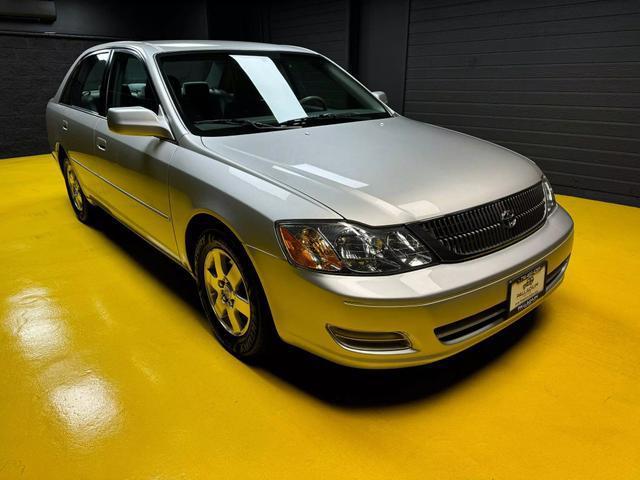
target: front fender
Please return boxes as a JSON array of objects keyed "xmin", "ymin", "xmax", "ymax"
[{"xmin": 168, "ymin": 135, "xmax": 341, "ymax": 267}]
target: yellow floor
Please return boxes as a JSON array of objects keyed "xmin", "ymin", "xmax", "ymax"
[{"xmin": 1, "ymin": 154, "xmax": 639, "ymax": 479}]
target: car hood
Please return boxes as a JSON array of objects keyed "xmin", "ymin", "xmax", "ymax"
[{"xmin": 200, "ymin": 116, "xmax": 542, "ymax": 226}]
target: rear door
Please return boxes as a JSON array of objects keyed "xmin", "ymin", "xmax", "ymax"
[
  {"xmin": 93, "ymin": 50, "xmax": 178, "ymax": 256},
  {"xmin": 57, "ymin": 50, "xmax": 111, "ymax": 198}
]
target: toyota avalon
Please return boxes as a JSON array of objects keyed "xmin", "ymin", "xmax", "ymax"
[{"xmin": 46, "ymin": 41, "xmax": 573, "ymax": 368}]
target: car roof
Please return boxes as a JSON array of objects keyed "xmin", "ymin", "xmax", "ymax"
[{"xmin": 86, "ymin": 40, "xmax": 316, "ymax": 56}]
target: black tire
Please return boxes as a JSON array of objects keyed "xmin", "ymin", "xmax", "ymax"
[
  {"xmin": 62, "ymin": 157, "xmax": 95, "ymax": 224},
  {"xmin": 194, "ymin": 229, "xmax": 276, "ymax": 362}
]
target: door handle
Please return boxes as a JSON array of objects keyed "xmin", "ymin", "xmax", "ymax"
[
  {"xmin": 96, "ymin": 137, "xmax": 107, "ymax": 152},
  {"xmin": 62, "ymin": 120, "xmax": 69, "ymax": 131}
]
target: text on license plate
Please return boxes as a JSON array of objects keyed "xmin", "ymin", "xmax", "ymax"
[{"xmin": 508, "ymin": 263, "xmax": 546, "ymax": 315}]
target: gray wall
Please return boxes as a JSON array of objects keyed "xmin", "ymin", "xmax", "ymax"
[
  {"xmin": 266, "ymin": 0, "xmax": 351, "ymax": 69},
  {"xmin": 0, "ymin": 0, "xmax": 208, "ymax": 158},
  {"xmin": 404, "ymin": 0, "xmax": 640, "ymax": 206}
]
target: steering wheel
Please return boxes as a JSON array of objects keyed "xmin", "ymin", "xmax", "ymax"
[{"xmin": 299, "ymin": 95, "xmax": 327, "ymax": 111}]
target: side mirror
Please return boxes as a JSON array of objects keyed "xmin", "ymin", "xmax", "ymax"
[
  {"xmin": 372, "ymin": 91, "xmax": 388, "ymax": 105},
  {"xmin": 107, "ymin": 106, "xmax": 174, "ymax": 140}
]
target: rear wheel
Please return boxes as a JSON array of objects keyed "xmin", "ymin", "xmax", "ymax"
[
  {"xmin": 194, "ymin": 229, "xmax": 275, "ymax": 361},
  {"xmin": 62, "ymin": 157, "xmax": 95, "ymax": 224}
]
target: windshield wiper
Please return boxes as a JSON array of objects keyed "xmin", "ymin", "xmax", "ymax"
[
  {"xmin": 279, "ymin": 112, "xmax": 378, "ymax": 127},
  {"xmin": 193, "ymin": 119, "xmax": 300, "ymax": 130}
]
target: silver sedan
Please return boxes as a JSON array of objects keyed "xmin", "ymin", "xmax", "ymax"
[{"xmin": 46, "ymin": 40, "xmax": 573, "ymax": 368}]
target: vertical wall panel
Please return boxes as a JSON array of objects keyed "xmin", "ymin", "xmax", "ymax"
[
  {"xmin": 267, "ymin": 0, "xmax": 349, "ymax": 68},
  {"xmin": 404, "ymin": 0, "xmax": 640, "ymax": 206},
  {"xmin": 357, "ymin": 0, "xmax": 410, "ymax": 112}
]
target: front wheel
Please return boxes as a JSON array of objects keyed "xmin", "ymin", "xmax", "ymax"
[
  {"xmin": 62, "ymin": 157, "xmax": 95, "ymax": 224},
  {"xmin": 194, "ymin": 230, "xmax": 275, "ymax": 362}
]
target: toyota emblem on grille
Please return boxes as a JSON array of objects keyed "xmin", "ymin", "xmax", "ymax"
[{"xmin": 500, "ymin": 209, "xmax": 517, "ymax": 229}]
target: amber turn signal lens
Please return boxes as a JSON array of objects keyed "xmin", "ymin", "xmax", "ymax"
[{"xmin": 278, "ymin": 225, "xmax": 344, "ymax": 272}]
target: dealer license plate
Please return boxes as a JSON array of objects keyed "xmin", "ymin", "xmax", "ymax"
[{"xmin": 508, "ymin": 263, "xmax": 546, "ymax": 315}]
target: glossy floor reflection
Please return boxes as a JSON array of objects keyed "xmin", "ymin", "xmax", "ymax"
[{"xmin": 1, "ymin": 154, "xmax": 639, "ymax": 479}]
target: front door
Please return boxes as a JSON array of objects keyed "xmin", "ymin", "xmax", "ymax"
[{"xmin": 93, "ymin": 51, "xmax": 178, "ymax": 256}]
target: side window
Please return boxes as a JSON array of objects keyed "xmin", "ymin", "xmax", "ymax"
[
  {"xmin": 61, "ymin": 52, "xmax": 109, "ymax": 115},
  {"xmin": 107, "ymin": 52, "xmax": 159, "ymax": 114}
]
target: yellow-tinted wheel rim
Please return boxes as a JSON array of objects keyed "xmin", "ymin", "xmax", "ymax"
[
  {"xmin": 203, "ymin": 248, "xmax": 251, "ymax": 336},
  {"xmin": 65, "ymin": 163, "xmax": 84, "ymax": 212}
]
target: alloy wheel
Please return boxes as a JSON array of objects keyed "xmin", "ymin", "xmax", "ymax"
[
  {"xmin": 65, "ymin": 163, "xmax": 84, "ymax": 212},
  {"xmin": 203, "ymin": 248, "xmax": 252, "ymax": 336}
]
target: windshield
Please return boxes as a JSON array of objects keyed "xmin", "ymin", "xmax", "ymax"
[{"xmin": 157, "ymin": 51, "xmax": 391, "ymax": 136}]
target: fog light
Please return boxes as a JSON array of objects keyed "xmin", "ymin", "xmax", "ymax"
[{"xmin": 326, "ymin": 325, "xmax": 414, "ymax": 354}]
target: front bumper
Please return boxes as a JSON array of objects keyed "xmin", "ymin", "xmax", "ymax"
[{"xmin": 249, "ymin": 205, "xmax": 574, "ymax": 369}]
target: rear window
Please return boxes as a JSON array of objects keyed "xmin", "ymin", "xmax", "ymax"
[{"xmin": 61, "ymin": 51, "xmax": 110, "ymax": 115}]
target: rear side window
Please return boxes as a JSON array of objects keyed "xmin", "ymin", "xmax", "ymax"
[
  {"xmin": 61, "ymin": 51, "xmax": 110, "ymax": 115},
  {"xmin": 106, "ymin": 52, "xmax": 159, "ymax": 114}
]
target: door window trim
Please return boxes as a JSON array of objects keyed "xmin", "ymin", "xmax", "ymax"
[
  {"xmin": 59, "ymin": 49, "xmax": 113, "ymax": 118},
  {"xmin": 59, "ymin": 47, "xmax": 167, "ymax": 120},
  {"xmin": 106, "ymin": 48, "xmax": 161, "ymax": 114}
]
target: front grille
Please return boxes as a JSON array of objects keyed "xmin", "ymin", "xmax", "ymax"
[{"xmin": 410, "ymin": 182, "xmax": 546, "ymax": 261}]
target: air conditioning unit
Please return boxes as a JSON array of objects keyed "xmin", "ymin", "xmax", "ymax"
[{"xmin": 0, "ymin": 0, "xmax": 56, "ymax": 23}]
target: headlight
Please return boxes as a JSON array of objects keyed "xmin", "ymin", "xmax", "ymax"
[
  {"xmin": 542, "ymin": 175, "xmax": 557, "ymax": 214},
  {"xmin": 277, "ymin": 222, "xmax": 438, "ymax": 274}
]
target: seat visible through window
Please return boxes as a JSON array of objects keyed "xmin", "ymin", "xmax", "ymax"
[
  {"xmin": 61, "ymin": 51, "xmax": 110, "ymax": 114},
  {"xmin": 160, "ymin": 55, "xmax": 272, "ymax": 123},
  {"xmin": 107, "ymin": 52, "xmax": 159, "ymax": 114}
]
